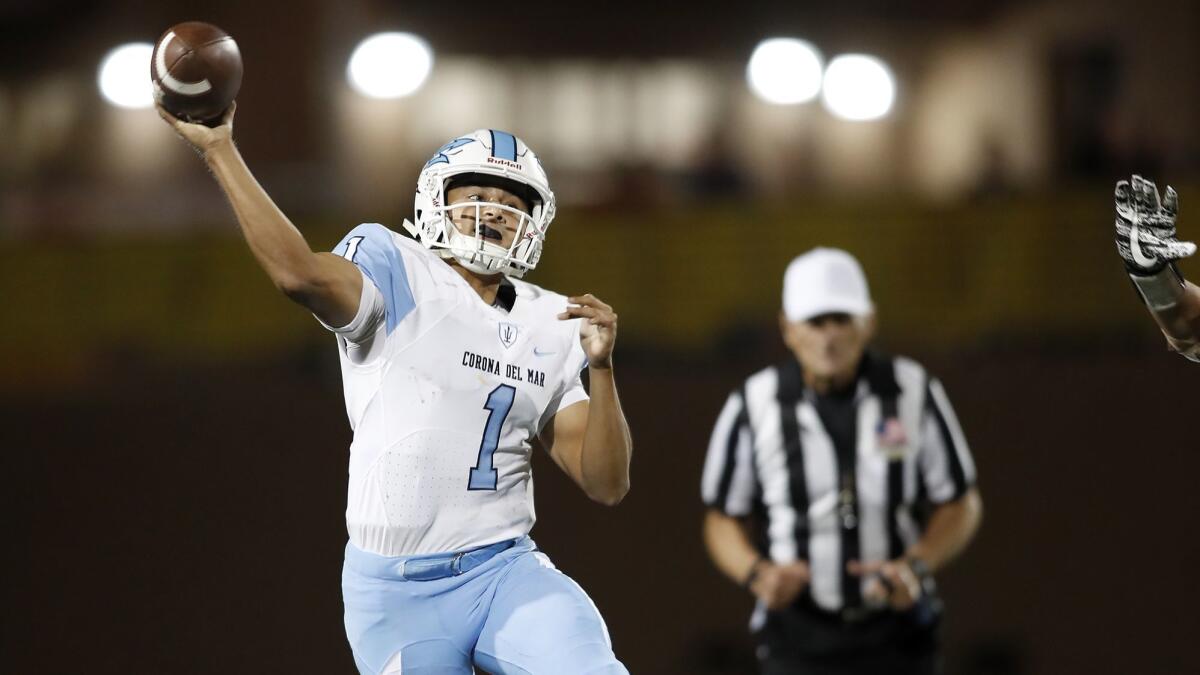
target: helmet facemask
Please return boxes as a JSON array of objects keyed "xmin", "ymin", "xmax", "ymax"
[{"xmin": 437, "ymin": 199, "xmax": 546, "ymax": 277}]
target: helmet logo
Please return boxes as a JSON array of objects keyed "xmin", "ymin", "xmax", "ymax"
[{"xmin": 425, "ymin": 137, "xmax": 476, "ymax": 169}]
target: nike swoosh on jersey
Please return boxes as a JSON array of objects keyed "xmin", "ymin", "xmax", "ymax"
[
  {"xmin": 1130, "ymin": 220, "xmax": 1160, "ymax": 269},
  {"xmin": 533, "ymin": 347, "xmax": 556, "ymax": 356}
]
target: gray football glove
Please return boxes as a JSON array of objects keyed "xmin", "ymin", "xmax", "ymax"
[{"xmin": 1115, "ymin": 175, "xmax": 1195, "ymax": 275}]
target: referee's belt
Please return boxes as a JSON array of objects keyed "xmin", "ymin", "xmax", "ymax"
[
  {"xmin": 796, "ymin": 597, "xmax": 889, "ymax": 625},
  {"xmin": 793, "ymin": 595, "xmax": 941, "ymax": 626},
  {"xmin": 398, "ymin": 539, "xmax": 518, "ymax": 581}
]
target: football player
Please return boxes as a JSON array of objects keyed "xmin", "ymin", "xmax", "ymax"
[
  {"xmin": 1115, "ymin": 175, "xmax": 1200, "ymax": 361},
  {"xmin": 158, "ymin": 104, "xmax": 632, "ymax": 674}
]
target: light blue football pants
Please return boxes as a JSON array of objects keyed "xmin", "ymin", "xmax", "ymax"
[{"xmin": 342, "ymin": 537, "xmax": 628, "ymax": 674}]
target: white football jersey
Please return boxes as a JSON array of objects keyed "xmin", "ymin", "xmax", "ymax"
[{"xmin": 322, "ymin": 223, "xmax": 590, "ymax": 556}]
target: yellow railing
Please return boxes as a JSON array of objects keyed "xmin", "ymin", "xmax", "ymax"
[{"xmin": 0, "ymin": 189, "xmax": 1179, "ymax": 384}]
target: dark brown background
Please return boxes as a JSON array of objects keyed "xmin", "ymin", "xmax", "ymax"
[
  {"xmin": 4, "ymin": 1, "xmax": 1200, "ymax": 673},
  {"xmin": 7, "ymin": 344, "xmax": 1200, "ymax": 674}
]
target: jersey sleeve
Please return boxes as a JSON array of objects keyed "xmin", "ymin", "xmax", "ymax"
[
  {"xmin": 701, "ymin": 388, "xmax": 757, "ymax": 516},
  {"xmin": 329, "ymin": 223, "xmax": 417, "ymax": 335},
  {"xmin": 917, "ymin": 377, "xmax": 978, "ymax": 504},
  {"xmin": 315, "ymin": 268, "xmax": 386, "ymax": 361}
]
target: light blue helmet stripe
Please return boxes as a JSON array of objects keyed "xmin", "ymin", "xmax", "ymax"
[{"xmin": 490, "ymin": 130, "xmax": 517, "ymax": 162}]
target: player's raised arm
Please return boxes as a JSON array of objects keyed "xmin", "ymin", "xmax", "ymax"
[
  {"xmin": 158, "ymin": 104, "xmax": 363, "ymax": 328},
  {"xmin": 1115, "ymin": 175, "xmax": 1200, "ymax": 361}
]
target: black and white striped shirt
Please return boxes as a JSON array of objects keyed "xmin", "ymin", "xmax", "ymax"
[{"xmin": 701, "ymin": 352, "xmax": 976, "ymax": 614}]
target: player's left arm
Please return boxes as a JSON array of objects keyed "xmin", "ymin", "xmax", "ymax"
[
  {"xmin": 1114, "ymin": 176, "xmax": 1200, "ymax": 360},
  {"xmin": 540, "ymin": 294, "xmax": 632, "ymax": 506},
  {"xmin": 1146, "ymin": 281, "xmax": 1200, "ymax": 359}
]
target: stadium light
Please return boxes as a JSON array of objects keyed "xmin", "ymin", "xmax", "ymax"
[
  {"xmin": 99, "ymin": 43, "xmax": 155, "ymax": 109},
  {"xmin": 746, "ymin": 38, "xmax": 823, "ymax": 105},
  {"xmin": 821, "ymin": 54, "xmax": 895, "ymax": 121},
  {"xmin": 348, "ymin": 32, "xmax": 433, "ymax": 99}
]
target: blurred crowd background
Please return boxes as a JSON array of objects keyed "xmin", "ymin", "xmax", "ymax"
[{"xmin": 4, "ymin": 0, "xmax": 1199, "ymax": 673}]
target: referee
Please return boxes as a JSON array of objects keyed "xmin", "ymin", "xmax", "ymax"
[{"xmin": 701, "ymin": 248, "xmax": 982, "ymax": 675}]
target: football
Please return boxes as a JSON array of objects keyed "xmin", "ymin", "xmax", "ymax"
[{"xmin": 151, "ymin": 21, "xmax": 242, "ymax": 125}]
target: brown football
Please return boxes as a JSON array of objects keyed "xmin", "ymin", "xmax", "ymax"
[{"xmin": 151, "ymin": 21, "xmax": 242, "ymax": 125}]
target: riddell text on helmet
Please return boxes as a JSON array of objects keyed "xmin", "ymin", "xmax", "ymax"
[{"xmin": 486, "ymin": 157, "xmax": 523, "ymax": 171}]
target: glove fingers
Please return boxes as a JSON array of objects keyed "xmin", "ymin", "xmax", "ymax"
[
  {"xmin": 1160, "ymin": 240, "xmax": 1196, "ymax": 261},
  {"xmin": 1164, "ymin": 186, "xmax": 1179, "ymax": 218},
  {"xmin": 1115, "ymin": 180, "xmax": 1131, "ymax": 204},
  {"xmin": 1115, "ymin": 180, "xmax": 1135, "ymax": 222},
  {"xmin": 1142, "ymin": 177, "xmax": 1162, "ymax": 212}
]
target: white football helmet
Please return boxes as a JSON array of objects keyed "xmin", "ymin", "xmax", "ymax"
[{"xmin": 404, "ymin": 129, "xmax": 556, "ymax": 278}]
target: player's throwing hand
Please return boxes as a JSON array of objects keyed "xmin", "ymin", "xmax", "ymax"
[
  {"xmin": 559, "ymin": 294, "xmax": 618, "ymax": 369},
  {"xmin": 157, "ymin": 102, "xmax": 236, "ymax": 156},
  {"xmin": 1115, "ymin": 174, "xmax": 1195, "ymax": 275}
]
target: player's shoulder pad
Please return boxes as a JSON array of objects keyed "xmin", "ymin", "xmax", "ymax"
[
  {"xmin": 508, "ymin": 277, "xmax": 559, "ymax": 304},
  {"xmin": 509, "ymin": 279, "xmax": 575, "ymax": 326},
  {"xmin": 510, "ymin": 279, "xmax": 589, "ymax": 372},
  {"xmin": 332, "ymin": 223, "xmax": 416, "ymax": 333},
  {"xmin": 333, "ymin": 222, "xmax": 396, "ymax": 259}
]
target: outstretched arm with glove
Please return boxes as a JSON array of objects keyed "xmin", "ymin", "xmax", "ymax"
[{"xmin": 1115, "ymin": 175, "xmax": 1200, "ymax": 361}]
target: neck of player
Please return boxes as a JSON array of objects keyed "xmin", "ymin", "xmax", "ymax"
[{"xmin": 448, "ymin": 260, "xmax": 505, "ymax": 306}]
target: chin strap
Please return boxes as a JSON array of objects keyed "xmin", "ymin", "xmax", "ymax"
[
  {"xmin": 401, "ymin": 218, "xmax": 420, "ymax": 238},
  {"xmin": 406, "ymin": 217, "xmax": 533, "ymax": 278}
]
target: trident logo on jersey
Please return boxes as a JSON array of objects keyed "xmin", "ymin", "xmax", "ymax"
[{"xmin": 498, "ymin": 322, "xmax": 519, "ymax": 349}]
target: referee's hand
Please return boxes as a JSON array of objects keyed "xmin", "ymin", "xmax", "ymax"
[
  {"xmin": 848, "ymin": 559, "xmax": 921, "ymax": 611},
  {"xmin": 750, "ymin": 561, "xmax": 810, "ymax": 611}
]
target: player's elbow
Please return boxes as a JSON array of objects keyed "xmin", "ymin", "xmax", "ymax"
[
  {"xmin": 589, "ymin": 479, "xmax": 630, "ymax": 507},
  {"xmin": 276, "ymin": 276, "xmax": 322, "ymax": 309},
  {"xmin": 274, "ymin": 263, "xmax": 331, "ymax": 307}
]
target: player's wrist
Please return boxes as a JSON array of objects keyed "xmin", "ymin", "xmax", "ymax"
[
  {"xmin": 1129, "ymin": 262, "xmax": 1187, "ymax": 311},
  {"xmin": 200, "ymin": 135, "xmax": 236, "ymax": 161},
  {"xmin": 1125, "ymin": 257, "xmax": 1166, "ymax": 276}
]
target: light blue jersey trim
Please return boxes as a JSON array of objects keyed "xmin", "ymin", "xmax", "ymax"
[{"xmin": 333, "ymin": 223, "xmax": 416, "ymax": 334}]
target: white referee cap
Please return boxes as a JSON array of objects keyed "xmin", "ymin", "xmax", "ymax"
[{"xmin": 782, "ymin": 248, "xmax": 874, "ymax": 322}]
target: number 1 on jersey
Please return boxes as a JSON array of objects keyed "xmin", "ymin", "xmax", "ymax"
[
  {"xmin": 468, "ymin": 384, "xmax": 516, "ymax": 490},
  {"xmin": 341, "ymin": 235, "xmax": 364, "ymax": 262}
]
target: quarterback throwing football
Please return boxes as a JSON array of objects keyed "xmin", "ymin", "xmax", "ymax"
[{"xmin": 159, "ymin": 104, "xmax": 632, "ymax": 674}]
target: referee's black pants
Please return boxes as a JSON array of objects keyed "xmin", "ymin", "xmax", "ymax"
[
  {"xmin": 761, "ymin": 646, "xmax": 938, "ymax": 675},
  {"xmin": 757, "ymin": 599, "xmax": 941, "ymax": 675}
]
